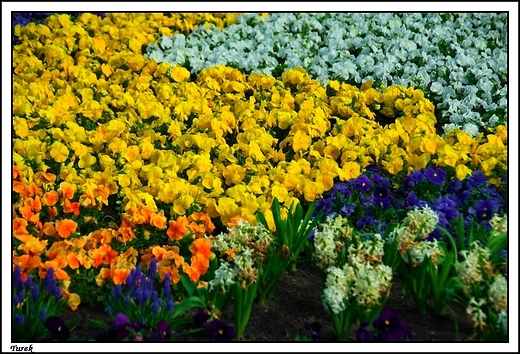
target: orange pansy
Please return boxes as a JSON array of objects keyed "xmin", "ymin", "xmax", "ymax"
[
  {"xmin": 63, "ymin": 198, "xmax": 81, "ymax": 216},
  {"xmin": 35, "ymin": 171, "xmax": 56, "ymax": 185},
  {"xmin": 39, "ymin": 260, "xmax": 70, "ymax": 281},
  {"xmin": 13, "ymin": 181, "xmax": 25, "ymax": 194},
  {"xmin": 41, "ymin": 222, "xmax": 56, "ymax": 236},
  {"xmin": 55, "ymin": 219, "xmax": 78, "ymax": 238},
  {"xmin": 43, "ymin": 191, "xmax": 59, "ymax": 206},
  {"xmin": 150, "ymin": 210, "xmax": 167, "ymax": 229},
  {"xmin": 95, "ymin": 267, "xmax": 111, "ymax": 286},
  {"xmin": 158, "ymin": 266, "xmax": 180, "ymax": 284},
  {"xmin": 19, "ymin": 205, "xmax": 34, "ymax": 221},
  {"xmin": 112, "ymin": 268, "xmax": 131, "ymax": 285},
  {"xmin": 48, "ymin": 207, "xmax": 58, "ymax": 218},
  {"xmin": 59, "ymin": 181, "xmax": 76, "ymax": 199},
  {"xmin": 189, "ymin": 212, "xmax": 216, "ymax": 234},
  {"xmin": 190, "ymin": 238, "xmax": 212, "ymax": 259},
  {"xmin": 182, "ymin": 263, "xmax": 201, "ymax": 283},
  {"xmin": 13, "ymin": 218, "xmax": 28, "ymax": 236},
  {"xmin": 187, "ymin": 222, "xmax": 206, "ymax": 238},
  {"xmin": 167, "ymin": 216, "xmax": 189, "ymax": 241},
  {"xmin": 114, "ymin": 219, "xmax": 136, "ymax": 243},
  {"xmin": 14, "ymin": 254, "xmax": 41, "ymax": 274},
  {"xmin": 190, "ymin": 253, "xmax": 210, "ymax": 275},
  {"xmin": 26, "ymin": 183, "xmax": 43, "ymax": 197},
  {"xmin": 66, "ymin": 252, "xmax": 81, "ymax": 269}
]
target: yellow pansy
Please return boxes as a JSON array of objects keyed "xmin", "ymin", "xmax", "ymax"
[
  {"xmin": 303, "ymin": 181, "xmax": 323, "ymax": 202},
  {"xmin": 13, "ymin": 117, "xmax": 29, "ymax": 138},
  {"xmin": 173, "ymin": 194, "xmax": 195, "ymax": 215},
  {"xmin": 49, "ymin": 141, "xmax": 69, "ymax": 163},
  {"xmin": 292, "ymin": 130, "xmax": 312, "ymax": 152},
  {"xmin": 222, "ymin": 164, "xmax": 246, "ymax": 186},
  {"xmin": 341, "ymin": 161, "xmax": 361, "ymax": 181},
  {"xmin": 420, "ymin": 137, "xmax": 437, "ymax": 154},
  {"xmin": 78, "ymin": 152, "xmax": 97, "ymax": 169},
  {"xmin": 455, "ymin": 164, "xmax": 472, "ymax": 180},
  {"xmin": 170, "ymin": 66, "xmax": 190, "ymax": 82},
  {"xmin": 108, "ymin": 137, "xmax": 128, "ymax": 155}
]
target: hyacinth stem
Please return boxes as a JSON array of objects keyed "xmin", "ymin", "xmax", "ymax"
[
  {"xmin": 234, "ymin": 282, "xmax": 259, "ymax": 340},
  {"xmin": 331, "ymin": 308, "xmax": 355, "ymax": 341}
]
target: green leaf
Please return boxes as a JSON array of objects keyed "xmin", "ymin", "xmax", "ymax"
[
  {"xmin": 181, "ymin": 273, "xmax": 196, "ymax": 297},
  {"xmin": 255, "ymin": 211, "xmax": 268, "ymax": 229},
  {"xmin": 88, "ymin": 319, "xmax": 110, "ymax": 330},
  {"xmin": 173, "ymin": 296, "xmax": 206, "ymax": 318}
]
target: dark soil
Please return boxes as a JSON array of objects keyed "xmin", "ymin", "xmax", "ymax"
[{"xmin": 61, "ymin": 260, "xmax": 475, "ymax": 342}]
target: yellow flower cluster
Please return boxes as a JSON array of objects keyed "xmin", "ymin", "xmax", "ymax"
[{"xmin": 12, "ymin": 13, "xmax": 507, "ymax": 305}]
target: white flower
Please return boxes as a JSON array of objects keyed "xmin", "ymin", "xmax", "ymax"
[
  {"xmin": 462, "ymin": 122, "xmax": 480, "ymax": 137},
  {"xmin": 488, "ymin": 275, "xmax": 507, "ymax": 312},
  {"xmin": 209, "ymin": 262, "xmax": 237, "ymax": 292},
  {"xmin": 159, "ymin": 35, "xmax": 174, "ymax": 50},
  {"xmin": 457, "ymin": 244, "xmax": 490, "ymax": 286},
  {"xmin": 467, "ymin": 297, "xmax": 488, "ymax": 332}
]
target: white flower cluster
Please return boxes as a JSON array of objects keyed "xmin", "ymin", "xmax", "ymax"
[
  {"xmin": 489, "ymin": 214, "xmax": 508, "ymax": 237},
  {"xmin": 316, "ymin": 219, "xmax": 392, "ymax": 315},
  {"xmin": 467, "ymin": 297, "xmax": 488, "ymax": 332},
  {"xmin": 212, "ymin": 219, "xmax": 272, "ymax": 255},
  {"xmin": 313, "ymin": 215, "xmax": 353, "ymax": 270},
  {"xmin": 457, "ymin": 243, "xmax": 491, "ymax": 289},
  {"xmin": 487, "ymin": 275, "xmax": 507, "ymax": 312},
  {"xmin": 389, "ymin": 205, "xmax": 442, "ymax": 266},
  {"xmin": 209, "ymin": 261, "xmax": 237, "ymax": 293},
  {"xmin": 322, "ymin": 261, "xmax": 392, "ymax": 315},
  {"xmin": 210, "ymin": 220, "xmax": 271, "ymax": 289},
  {"xmin": 145, "ymin": 13, "xmax": 507, "ymax": 135},
  {"xmin": 347, "ymin": 233, "xmax": 385, "ymax": 266}
]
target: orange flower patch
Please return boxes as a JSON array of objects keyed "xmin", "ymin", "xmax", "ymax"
[
  {"xmin": 41, "ymin": 222, "xmax": 56, "ymax": 237},
  {"xmin": 42, "ymin": 191, "xmax": 59, "ymax": 206},
  {"xmin": 112, "ymin": 268, "xmax": 131, "ymax": 285},
  {"xmin": 55, "ymin": 219, "xmax": 78, "ymax": 238},
  {"xmin": 150, "ymin": 210, "xmax": 167, "ymax": 229},
  {"xmin": 86, "ymin": 228, "xmax": 114, "ymax": 249},
  {"xmin": 25, "ymin": 196, "xmax": 42, "ymax": 212},
  {"xmin": 189, "ymin": 238, "xmax": 212, "ymax": 259},
  {"xmin": 34, "ymin": 171, "xmax": 56, "ymax": 186},
  {"xmin": 48, "ymin": 206, "xmax": 58, "ymax": 218},
  {"xmin": 13, "ymin": 165, "xmax": 22, "ymax": 180},
  {"xmin": 190, "ymin": 252, "xmax": 210, "ymax": 276},
  {"xmin": 18, "ymin": 205, "xmax": 34, "ymax": 221},
  {"xmin": 182, "ymin": 263, "xmax": 201, "ymax": 283},
  {"xmin": 25, "ymin": 183, "xmax": 43, "ymax": 197},
  {"xmin": 13, "ymin": 254, "xmax": 41, "ymax": 274},
  {"xmin": 89, "ymin": 244, "xmax": 118, "ymax": 268},
  {"xmin": 63, "ymin": 198, "xmax": 81, "ymax": 216},
  {"xmin": 59, "ymin": 181, "xmax": 76, "ymax": 199},
  {"xmin": 13, "ymin": 181, "xmax": 25, "ymax": 194},
  {"xmin": 188, "ymin": 212, "xmax": 215, "ymax": 235},
  {"xmin": 46, "ymin": 241, "xmax": 67, "ymax": 260},
  {"xmin": 187, "ymin": 222, "xmax": 206, "ymax": 238},
  {"xmin": 114, "ymin": 218, "xmax": 136, "ymax": 243},
  {"xmin": 167, "ymin": 216, "xmax": 189, "ymax": 241},
  {"xmin": 158, "ymin": 266, "xmax": 180, "ymax": 284},
  {"xmin": 95, "ymin": 267, "xmax": 111, "ymax": 286},
  {"xmin": 17, "ymin": 236, "xmax": 48, "ymax": 256},
  {"xmin": 39, "ymin": 260, "xmax": 70, "ymax": 281},
  {"xmin": 227, "ymin": 215, "xmax": 250, "ymax": 228},
  {"xmin": 28, "ymin": 213, "xmax": 42, "ymax": 229},
  {"xmin": 13, "ymin": 217, "xmax": 29, "ymax": 237}
]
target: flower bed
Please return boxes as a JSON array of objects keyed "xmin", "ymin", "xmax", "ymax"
[{"xmin": 10, "ymin": 11, "xmax": 509, "ymax": 346}]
